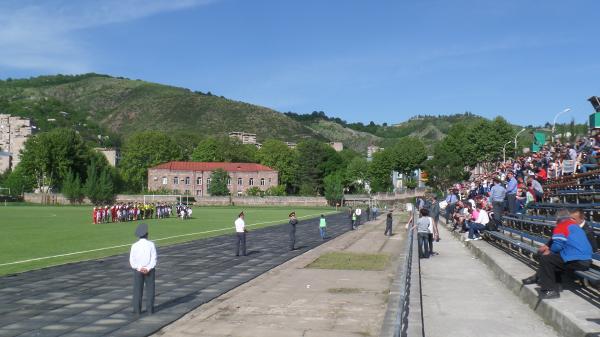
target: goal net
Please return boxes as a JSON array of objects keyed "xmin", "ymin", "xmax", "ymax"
[
  {"xmin": 0, "ymin": 187, "xmax": 9, "ymax": 196},
  {"xmin": 143, "ymin": 194, "xmax": 184, "ymax": 204}
]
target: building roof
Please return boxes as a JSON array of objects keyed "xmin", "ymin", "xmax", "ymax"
[{"xmin": 150, "ymin": 161, "xmax": 275, "ymax": 172}]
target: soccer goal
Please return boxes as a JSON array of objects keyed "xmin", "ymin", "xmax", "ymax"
[
  {"xmin": 0, "ymin": 187, "xmax": 9, "ymax": 196},
  {"xmin": 143, "ymin": 194, "xmax": 183, "ymax": 204}
]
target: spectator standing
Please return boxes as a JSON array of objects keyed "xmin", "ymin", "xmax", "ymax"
[
  {"xmin": 506, "ymin": 172, "xmax": 518, "ymax": 215},
  {"xmin": 529, "ymin": 177, "xmax": 544, "ymax": 201},
  {"xmin": 430, "ymin": 196, "xmax": 440, "ymax": 229},
  {"xmin": 415, "ymin": 208, "xmax": 432, "ymax": 258},
  {"xmin": 129, "ymin": 223, "xmax": 157, "ymax": 315},
  {"xmin": 490, "ymin": 178, "xmax": 506, "ymax": 230}
]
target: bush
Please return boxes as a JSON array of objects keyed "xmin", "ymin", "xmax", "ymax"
[
  {"xmin": 246, "ymin": 186, "xmax": 263, "ymax": 197},
  {"xmin": 264, "ymin": 185, "xmax": 286, "ymax": 196}
]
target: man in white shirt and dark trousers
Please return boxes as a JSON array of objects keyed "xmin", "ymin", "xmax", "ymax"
[
  {"xmin": 129, "ymin": 223, "xmax": 157, "ymax": 316},
  {"xmin": 235, "ymin": 212, "xmax": 247, "ymax": 256}
]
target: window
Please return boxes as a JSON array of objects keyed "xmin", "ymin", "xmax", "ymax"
[
  {"xmin": 238, "ymin": 177, "xmax": 243, "ymax": 185},
  {"xmin": 196, "ymin": 177, "xmax": 202, "ymax": 185},
  {"xmin": 173, "ymin": 189, "xmax": 180, "ymax": 194},
  {"xmin": 268, "ymin": 178, "xmax": 272, "ymax": 184},
  {"xmin": 196, "ymin": 190, "xmax": 202, "ymax": 196},
  {"xmin": 237, "ymin": 191, "xmax": 243, "ymax": 196},
  {"xmin": 227, "ymin": 178, "xmax": 231, "ymax": 185},
  {"xmin": 173, "ymin": 176, "xmax": 179, "ymax": 185},
  {"xmin": 260, "ymin": 178, "xmax": 265, "ymax": 186},
  {"xmin": 207, "ymin": 178, "xmax": 211, "ymax": 187},
  {"xmin": 184, "ymin": 189, "xmax": 190, "ymax": 195},
  {"xmin": 153, "ymin": 176, "xmax": 158, "ymax": 181},
  {"xmin": 185, "ymin": 177, "xmax": 190, "ymax": 185},
  {"xmin": 249, "ymin": 178, "xmax": 254, "ymax": 186},
  {"xmin": 162, "ymin": 177, "xmax": 167, "ymax": 185}
]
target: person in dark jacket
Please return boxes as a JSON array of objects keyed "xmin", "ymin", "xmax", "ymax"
[
  {"xmin": 289, "ymin": 212, "xmax": 298, "ymax": 250},
  {"xmin": 384, "ymin": 212, "xmax": 393, "ymax": 236}
]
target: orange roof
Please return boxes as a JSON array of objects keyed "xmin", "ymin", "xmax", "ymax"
[{"xmin": 150, "ymin": 161, "xmax": 275, "ymax": 172}]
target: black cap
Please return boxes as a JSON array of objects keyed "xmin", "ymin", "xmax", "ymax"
[{"xmin": 135, "ymin": 223, "xmax": 148, "ymax": 238}]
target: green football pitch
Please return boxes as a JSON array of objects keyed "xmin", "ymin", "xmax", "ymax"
[{"xmin": 0, "ymin": 205, "xmax": 336, "ymax": 276}]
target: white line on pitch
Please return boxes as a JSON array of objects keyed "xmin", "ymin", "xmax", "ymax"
[{"xmin": 0, "ymin": 211, "xmax": 338, "ymax": 267}]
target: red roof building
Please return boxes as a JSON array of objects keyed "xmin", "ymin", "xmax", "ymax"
[{"xmin": 147, "ymin": 161, "xmax": 278, "ymax": 197}]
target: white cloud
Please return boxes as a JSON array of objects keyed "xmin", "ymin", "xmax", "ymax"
[{"xmin": 0, "ymin": 0, "xmax": 215, "ymax": 73}]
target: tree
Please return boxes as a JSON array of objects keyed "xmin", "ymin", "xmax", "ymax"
[
  {"xmin": 62, "ymin": 170, "xmax": 84, "ymax": 204},
  {"xmin": 3, "ymin": 166, "xmax": 35, "ymax": 196},
  {"xmin": 390, "ymin": 137, "xmax": 427, "ymax": 175},
  {"xmin": 256, "ymin": 139, "xmax": 299, "ymax": 193},
  {"xmin": 97, "ymin": 169, "xmax": 115, "ymax": 204},
  {"xmin": 345, "ymin": 157, "xmax": 369, "ymax": 193},
  {"xmin": 208, "ymin": 168, "xmax": 230, "ymax": 196},
  {"xmin": 323, "ymin": 173, "xmax": 344, "ymax": 205},
  {"xmin": 119, "ymin": 131, "xmax": 182, "ymax": 192},
  {"xmin": 296, "ymin": 140, "xmax": 340, "ymax": 195},
  {"xmin": 84, "ymin": 159, "xmax": 100, "ymax": 204},
  {"xmin": 18, "ymin": 128, "xmax": 90, "ymax": 191},
  {"xmin": 191, "ymin": 136, "xmax": 258, "ymax": 163},
  {"xmin": 368, "ymin": 150, "xmax": 395, "ymax": 192}
]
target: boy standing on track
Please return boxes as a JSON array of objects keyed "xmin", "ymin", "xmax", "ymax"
[
  {"xmin": 289, "ymin": 212, "xmax": 298, "ymax": 250},
  {"xmin": 319, "ymin": 214, "xmax": 327, "ymax": 240}
]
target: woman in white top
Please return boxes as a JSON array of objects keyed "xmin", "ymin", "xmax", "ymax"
[{"xmin": 466, "ymin": 204, "xmax": 489, "ymax": 241}]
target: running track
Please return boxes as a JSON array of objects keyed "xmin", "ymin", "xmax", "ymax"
[{"xmin": 0, "ymin": 212, "xmax": 357, "ymax": 337}]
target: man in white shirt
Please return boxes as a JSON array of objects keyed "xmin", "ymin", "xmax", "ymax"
[
  {"xmin": 235, "ymin": 212, "xmax": 247, "ymax": 256},
  {"xmin": 465, "ymin": 205, "xmax": 490, "ymax": 241},
  {"xmin": 129, "ymin": 223, "xmax": 157, "ymax": 315}
]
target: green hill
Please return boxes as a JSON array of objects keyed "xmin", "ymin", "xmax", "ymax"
[
  {"xmin": 0, "ymin": 74, "xmax": 493, "ymax": 152},
  {"xmin": 0, "ymin": 74, "xmax": 324, "ymax": 146}
]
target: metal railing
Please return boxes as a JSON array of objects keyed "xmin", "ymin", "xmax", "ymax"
[{"xmin": 381, "ymin": 204, "xmax": 424, "ymax": 337}]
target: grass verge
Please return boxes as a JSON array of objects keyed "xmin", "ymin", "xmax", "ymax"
[{"xmin": 306, "ymin": 252, "xmax": 389, "ymax": 271}]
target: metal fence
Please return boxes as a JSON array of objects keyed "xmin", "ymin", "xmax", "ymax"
[{"xmin": 381, "ymin": 204, "xmax": 424, "ymax": 337}]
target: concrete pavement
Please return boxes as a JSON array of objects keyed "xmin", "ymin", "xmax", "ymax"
[
  {"xmin": 420, "ymin": 224, "xmax": 560, "ymax": 337},
  {"xmin": 155, "ymin": 212, "xmax": 408, "ymax": 337}
]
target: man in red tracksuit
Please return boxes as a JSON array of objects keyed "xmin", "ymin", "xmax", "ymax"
[{"xmin": 522, "ymin": 212, "xmax": 593, "ymax": 299}]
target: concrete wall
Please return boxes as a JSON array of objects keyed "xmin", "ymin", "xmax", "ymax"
[{"xmin": 23, "ymin": 193, "xmax": 328, "ymax": 207}]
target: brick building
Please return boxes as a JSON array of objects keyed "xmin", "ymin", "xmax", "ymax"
[{"xmin": 147, "ymin": 162, "xmax": 278, "ymax": 196}]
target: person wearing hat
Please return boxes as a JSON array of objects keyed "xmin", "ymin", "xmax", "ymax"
[
  {"xmin": 235, "ymin": 212, "xmax": 247, "ymax": 256},
  {"xmin": 129, "ymin": 223, "xmax": 157, "ymax": 315},
  {"xmin": 289, "ymin": 211, "xmax": 298, "ymax": 250}
]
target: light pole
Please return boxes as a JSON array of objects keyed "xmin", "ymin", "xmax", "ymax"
[
  {"xmin": 503, "ymin": 140, "xmax": 512, "ymax": 163},
  {"xmin": 514, "ymin": 128, "xmax": 526, "ymax": 156},
  {"xmin": 552, "ymin": 108, "xmax": 571, "ymax": 143}
]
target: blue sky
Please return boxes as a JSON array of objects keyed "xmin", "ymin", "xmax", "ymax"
[{"xmin": 0, "ymin": 0, "xmax": 598, "ymax": 126}]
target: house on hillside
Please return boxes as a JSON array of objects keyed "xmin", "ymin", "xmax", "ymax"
[{"xmin": 147, "ymin": 162, "xmax": 278, "ymax": 197}]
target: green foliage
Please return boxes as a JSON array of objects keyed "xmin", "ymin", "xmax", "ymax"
[
  {"xmin": 256, "ymin": 139, "xmax": 299, "ymax": 193},
  {"xmin": 345, "ymin": 157, "xmax": 369, "ymax": 192},
  {"xmin": 245, "ymin": 186, "xmax": 263, "ymax": 197},
  {"xmin": 208, "ymin": 168, "xmax": 230, "ymax": 196},
  {"xmin": 61, "ymin": 170, "xmax": 84, "ymax": 204},
  {"xmin": 323, "ymin": 173, "xmax": 344, "ymax": 205},
  {"xmin": 404, "ymin": 177, "xmax": 418, "ymax": 190},
  {"xmin": 368, "ymin": 150, "xmax": 395, "ymax": 192},
  {"xmin": 119, "ymin": 131, "xmax": 182, "ymax": 192},
  {"xmin": 264, "ymin": 185, "xmax": 286, "ymax": 196},
  {"xmin": 390, "ymin": 137, "xmax": 428, "ymax": 175},
  {"xmin": 191, "ymin": 136, "xmax": 257, "ymax": 163},
  {"xmin": 18, "ymin": 128, "xmax": 91, "ymax": 191},
  {"xmin": 3, "ymin": 166, "xmax": 35, "ymax": 195},
  {"xmin": 296, "ymin": 140, "xmax": 341, "ymax": 195},
  {"xmin": 298, "ymin": 183, "xmax": 316, "ymax": 196},
  {"xmin": 84, "ymin": 159, "xmax": 113, "ymax": 204},
  {"xmin": 0, "ymin": 74, "xmax": 321, "ymax": 145},
  {"xmin": 424, "ymin": 141, "xmax": 470, "ymax": 192}
]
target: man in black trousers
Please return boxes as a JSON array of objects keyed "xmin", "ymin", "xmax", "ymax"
[
  {"xmin": 129, "ymin": 223, "xmax": 157, "ymax": 315},
  {"xmin": 235, "ymin": 212, "xmax": 247, "ymax": 256},
  {"xmin": 289, "ymin": 211, "xmax": 298, "ymax": 250}
]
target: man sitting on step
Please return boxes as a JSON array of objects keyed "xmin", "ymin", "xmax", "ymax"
[{"xmin": 522, "ymin": 209, "xmax": 593, "ymax": 299}]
